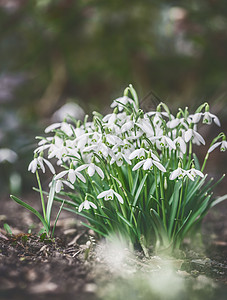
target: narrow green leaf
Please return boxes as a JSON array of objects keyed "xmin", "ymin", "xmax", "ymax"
[
  {"xmin": 10, "ymin": 195, "xmax": 49, "ymax": 233},
  {"xmin": 133, "ymin": 173, "xmax": 148, "ymax": 208},
  {"xmin": 168, "ymin": 181, "xmax": 181, "ymax": 236},
  {"xmin": 81, "ymin": 222, "xmax": 107, "ymax": 237},
  {"xmin": 51, "ymin": 200, "xmax": 65, "ymax": 238},
  {"xmin": 211, "ymin": 194, "xmax": 227, "ymax": 207}
]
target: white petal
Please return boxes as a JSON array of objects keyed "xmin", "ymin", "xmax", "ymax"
[
  {"xmin": 68, "ymin": 169, "xmax": 76, "ymax": 184},
  {"xmin": 55, "ymin": 180, "xmax": 63, "ymax": 193},
  {"xmin": 45, "ymin": 123, "xmax": 61, "ymax": 133},
  {"xmin": 83, "ymin": 200, "xmax": 90, "ymax": 210},
  {"xmin": 38, "ymin": 157, "xmax": 45, "ymax": 173},
  {"xmin": 129, "ymin": 149, "xmax": 141, "ymax": 160},
  {"xmin": 191, "ymin": 113, "xmax": 202, "ymax": 123},
  {"xmin": 55, "ymin": 170, "xmax": 68, "ymax": 180},
  {"xmin": 132, "ymin": 160, "xmax": 145, "ymax": 171},
  {"xmin": 43, "ymin": 158, "xmax": 55, "ymax": 174},
  {"xmin": 78, "ymin": 202, "xmax": 84, "ymax": 212},
  {"xmin": 97, "ymin": 190, "xmax": 109, "ymax": 199},
  {"xmin": 208, "ymin": 142, "xmax": 221, "ymax": 153},
  {"xmin": 193, "ymin": 169, "xmax": 204, "ymax": 177},
  {"xmin": 95, "ymin": 166, "xmax": 105, "ymax": 179},
  {"xmin": 170, "ymin": 168, "xmax": 181, "ymax": 180},
  {"xmin": 185, "ymin": 129, "xmax": 192, "ymax": 142},
  {"xmin": 143, "ymin": 158, "xmax": 153, "ymax": 170},
  {"xmin": 28, "ymin": 159, "xmax": 38, "ymax": 173},
  {"xmin": 76, "ymin": 164, "xmax": 89, "ymax": 172},
  {"xmin": 87, "ymin": 164, "xmax": 95, "ymax": 177},
  {"xmin": 113, "ymin": 191, "xmax": 124, "ymax": 204},
  {"xmin": 165, "ymin": 137, "xmax": 176, "ymax": 150},
  {"xmin": 76, "ymin": 171, "xmax": 86, "ymax": 183},
  {"xmin": 89, "ymin": 201, "xmax": 97, "ymax": 209},
  {"xmin": 210, "ymin": 113, "xmax": 221, "ymax": 127},
  {"xmin": 150, "ymin": 152, "xmax": 160, "ymax": 161},
  {"xmin": 194, "ymin": 131, "xmax": 205, "ymax": 145},
  {"xmin": 153, "ymin": 161, "xmax": 166, "ymax": 172}
]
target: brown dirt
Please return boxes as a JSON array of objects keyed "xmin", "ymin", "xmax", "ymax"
[{"xmin": 0, "ymin": 193, "xmax": 227, "ymax": 300}]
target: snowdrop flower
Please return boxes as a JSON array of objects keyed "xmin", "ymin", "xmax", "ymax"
[
  {"xmin": 0, "ymin": 148, "xmax": 17, "ymax": 163},
  {"xmin": 110, "ymin": 96, "xmax": 134, "ymax": 112},
  {"xmin": 132, "ymin": 156, "xmax": 166, "ymax": 172},
  {"xmin": 76, "ymin": 162, "xmax": 104, "ymax": 179},
  {"xmin": 188, "ymin": 113, "xmax": 202, "ymax": 124},
  {"xmin": 203, "ymin": 111, "xmax": 221, "ymax": 126},
  {"xmin": 45, "ymin": 122, "xmax": 74, "ymax": 136},
  {"xmin": 156, "ymin": 136, "xmax": 176, "ymax": 150},
  {"xmin": 129, "ymin": 148, "xmax": 148, "ymax": 160},
  {"xmin": 28, "ymin": 154, "xmax": 55, "ymax": 174},
  {"xmin": 169, "ymin": 167, "xmax": 186, "ymax": 180},
  {"xmin": 136, "ymin": 117, "xmax": 155, "ymax": 138},
  {"xmin": 186, "ymin": 168, "xmax": 204, "ymax": 181},
  {"xmin": 110, "ymin": 151, "xmax": 131, "ymax": 166},
  {"xmin": 208, "ymin": 140, "xmax": 227, "ymax": 153},
  {"xmin": 55, "ymin": 167, "xmax": 86, "ymax": 184},
  {"xmin": 78, "ymin": 200, "xmax": 97, "ymax": 212},
  {"xmin": 174, "ymin": 136, "xmax": 187, "ymax": 154},
  {"xmin": 121, "ymin": 119, "xmax": 135, "ymax": 133},
  {"xmin": 55, "ymin": 179, "xmax": 74, "ymax": 193},
  {"xmin": 184, "ymin": 128, "xmax": 205, "ymax": 145},
  {"xmin": 97, "ymin": 189, "xmax": 124, "ymax": 204},
  {"xmin": 167, "ymin": 118, "xmax": 182, "ymax": 129}
]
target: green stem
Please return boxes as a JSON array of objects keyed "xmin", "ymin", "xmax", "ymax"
[
  {"xmin": 154, "ymin": 167, "xmax": 160, "ymax": 214},
  {"xmin": 36, "ymin": 171, "xmax": 47, "ymax": 224},
  {"xmin": 172, "ymin": 181, "xmax": 184, "ymax": 238},
  {"xmin": 159, "ymin": 170, "xmax": 167, "ymax": 230},
  {"xmin": 201, "ymin": 152, "xmax": 209, "ymax": 173}
]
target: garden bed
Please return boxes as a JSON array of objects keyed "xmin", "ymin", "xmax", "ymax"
[{"xmin": 0, "ymin": 194, "xmax": 227, "ymax": 300}]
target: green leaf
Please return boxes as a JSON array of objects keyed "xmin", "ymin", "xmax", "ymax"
[
  {"xmin": 168, "ymin": 181, "xmax": 181, "ymax": 236},
  {"xmin": 211, "ymin": 194, "xmax": 227, "ymax": 207},
  {"xmin": 10, "ymin": 195, "xmax": 49, "ymax": 233},
  {"xmin": 150, "ymin": 209, "xmax": 169, "ymax": 246},
  {"xmin": 81, "ymin": 222, "xmax": 107, "ymax": 237},
  {"xmin": 51, "ymin": 200, "xmax": 65, "ymax": 238},
  {"xmin": 4, "ymin": 223, "xmax": 12, "ymax": 235},
  {"xmin": 133, "ymin": 173, "xmax": 148, "ymax": 208}
]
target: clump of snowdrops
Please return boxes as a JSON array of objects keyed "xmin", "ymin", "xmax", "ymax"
[{"xmin": 11, "ymin": 85, "xmax": 227, "ymax": 253}]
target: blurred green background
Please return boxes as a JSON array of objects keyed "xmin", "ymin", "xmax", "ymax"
[{"xmin": 0, "ymin": 0, "xmax": 226, "ymax": 194}]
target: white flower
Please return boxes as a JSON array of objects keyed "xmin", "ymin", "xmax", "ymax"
[
  {"xmin": 28, "ymin": 156, "xmax": 55, "ymax": 174},
  {"xmin": 45, "ymin": 122, "xmax": 74, "ymax": 136},
  {"xmin": 55, "ymin": 168, "xmax": 86, "ymax": 184},
  {"xmin": 174, "ymin": 136, "xmax": 187, "ymax": 154},
  {"xmin": 169, "ymin": 167, "xmax": 186, "ymax": 180},
  {"xmin": 78, "ymin": 200, "xmax": 97, "ymax": 212},
  {"xmin": 184, "ymin": 129, "xmax": 205, "ymax": 145},
  {"xmin": 76, "ymin": 163, "xmax": 104, "ymax": 179},
  {"xmin": 129, "ymin": 148, "xmax": 148, "ymax": 160},
  {"xmin": 157, "ymin": 136, "xmax": 176, "ymax": 150},
  {"xmin": 188, "ymin": 113, "xmax": 202, "ymax": 124},
  {"xmin": 55, "ymin": 179, "xmax": 74, "ymax": 193},
  {"xmin": 121, "ymin": 120, "xmax": 135, "ymax": 132},
  {"xmin": 208, "ymin": 140, "xmax": 227, "ymax": 153},
  {"xmin": 0, "ymin": 148, "xmax": 17, "ymax": 163},
  {"xmin": 132, "ymin": 157, "xmax": 166, "ymax": 172},
  {"xmin": 110, "ymin": 152, "xmax": 131, "ymax": 167},
  {"xmin": 110, "ymin": 96, "xmax": 134, "ymax": 112},
  {"xmin": 170, "ymin": 167, "xmax": 204, "ymax": 181},
  {"xmin": 97, "ymin": 189, "xmax": 124, "ymax": 204},
  {"xmin": 203, "ymin": 112, "xmax": 221, "ymax": 126},
  {"xmin": 167, "ymin": 118, "xmax": 181, "ymax": 129},
  {"xmin": 186, "ymin": 168, "xmax": 204, "ymax": 181}
]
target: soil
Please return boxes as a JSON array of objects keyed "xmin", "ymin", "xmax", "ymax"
[{"xmin": 0, "ymin": 193, "xmax": 227, "ymax": 300}]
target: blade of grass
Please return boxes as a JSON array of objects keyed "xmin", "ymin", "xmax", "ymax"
[{"xmin": 10, "ymin": 195, "xmax": 49, "ymax": 233}]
